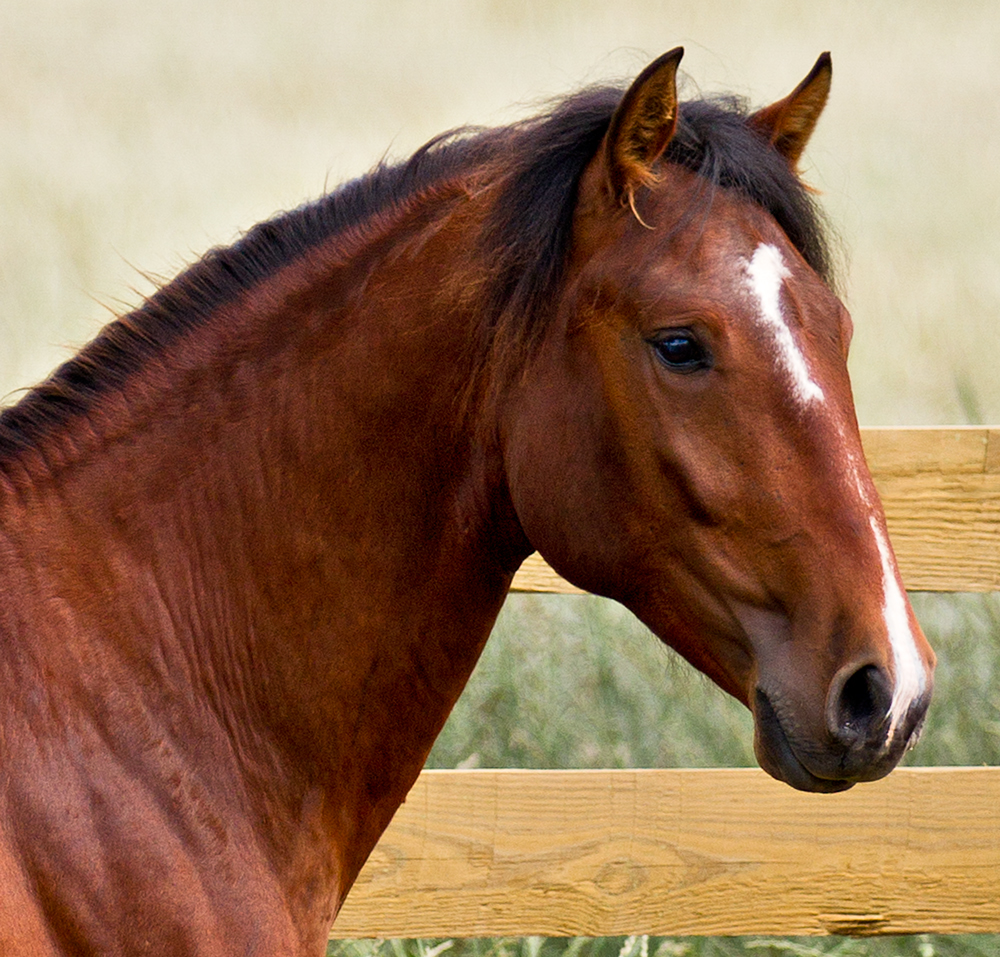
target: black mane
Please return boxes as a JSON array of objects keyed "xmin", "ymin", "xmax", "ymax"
[{"xmin": 0, "ymin": 84, "xmax": 832, "ymax": 461}]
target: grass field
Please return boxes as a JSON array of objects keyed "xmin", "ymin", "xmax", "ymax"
[
  {"xmin": 1, "ymin": 2, "xmax": 998, "ymax": 955},
  {"xmin": 429, "ymin": 592, "xmax": 1000, "ymax": 775},
  {"xmin": 329, "ymin": 931, "xmax": 999, "ymax": 957}
]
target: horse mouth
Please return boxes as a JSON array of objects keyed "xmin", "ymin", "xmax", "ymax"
[{"xmin": 752, "ymin": 689, "xmax": 857, "ymax": 793}]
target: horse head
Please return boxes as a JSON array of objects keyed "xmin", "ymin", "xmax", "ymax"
[{"xmin": 502, "ymin": 50, "xmax": 934, "ymax": 792}]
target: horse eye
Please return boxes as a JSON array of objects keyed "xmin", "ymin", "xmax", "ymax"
[{"xmin": 652, "ymin": 331, "xmax": 711, "ymax": 372}]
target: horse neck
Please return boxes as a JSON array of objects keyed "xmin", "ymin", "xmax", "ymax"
[{"xmin": 0, "ymin": 191, "xmax": 529, "ymax": 907}]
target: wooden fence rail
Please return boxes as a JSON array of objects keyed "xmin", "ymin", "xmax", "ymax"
[{"xmin": 332, "ymin": 428, "xmax": 1000, "ymax": 940}]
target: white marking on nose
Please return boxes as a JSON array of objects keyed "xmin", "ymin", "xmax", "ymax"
[
  {"xmin": 842, "ymin": 439, "xmax": 927, "ymax": 742},
  {"xmin": 870, "ymin": 517, "xmax": 927, "ymax": 738},
  {"xmin": 743, "ymin": 244, "xmax": 825, "ymax": 406}
]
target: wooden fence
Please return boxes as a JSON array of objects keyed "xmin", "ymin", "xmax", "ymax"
[{"xmin": 333, "ymin": 427, "xmax": 1000, "ymax": 940}]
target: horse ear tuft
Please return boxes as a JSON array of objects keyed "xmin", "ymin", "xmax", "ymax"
[
  {"xmin": 749, "ymin": 53, "xmax": 832, "ymax": 171},
  {"xmin": 603, "ymin": 48, "xmax": 684, "ymax": 214}
]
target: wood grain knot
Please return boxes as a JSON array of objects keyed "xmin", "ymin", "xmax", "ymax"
[{"xmin": 592, "ymin": 858, "xmax": 647, "ymax": 896}]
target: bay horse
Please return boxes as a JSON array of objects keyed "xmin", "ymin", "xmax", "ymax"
[{"xmin": 0, "ymin": 50, "xmax": 933, "ymax": 954}]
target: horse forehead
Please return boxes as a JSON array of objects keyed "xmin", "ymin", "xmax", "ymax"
[
  {"xmin": 632, "ymin": 203, "xmax": 799, "ymax": 291},
  {"xmin": 632, "ymin": 227, "xmax": 813, "ymax": 313}
]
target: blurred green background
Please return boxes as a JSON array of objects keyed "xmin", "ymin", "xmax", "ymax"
[{"xmin": 2, "ymin": 3, "xmax": 998, "ymax": 956}]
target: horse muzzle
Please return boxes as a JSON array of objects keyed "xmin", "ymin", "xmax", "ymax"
[{"xmin": 752, "ymin": 662, "xmax": 932, "ymax": 793}]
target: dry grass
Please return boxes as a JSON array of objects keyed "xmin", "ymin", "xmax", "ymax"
[{"xmin": 1, "ymin": 0, "xmax": 998, "ymax": 422}]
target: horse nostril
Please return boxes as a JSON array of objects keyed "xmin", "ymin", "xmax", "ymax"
[{"xmin": 827, "ymin": 663, "xmax": 892, "ymax": 744}]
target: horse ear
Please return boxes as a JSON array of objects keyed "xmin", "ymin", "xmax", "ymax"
[
  {"xmin": 749, "ymin": 53, "xmax": 832, "ymax": 169},
  {"xmin": 603, "ymin": 47, "xmax": 684, "ymax": 212}
]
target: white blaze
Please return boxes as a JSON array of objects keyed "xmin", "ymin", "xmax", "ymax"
[
  {"xmin": 870, "ymin": 517, "xmax": 928, "ymax": 739},
  {"xmin": 848, "ymin": 449, "xmax": 927, "ymax": 740},
  {"xmin": 743, "ymin": 243, "xmax": 825, "ymax": 406}
]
